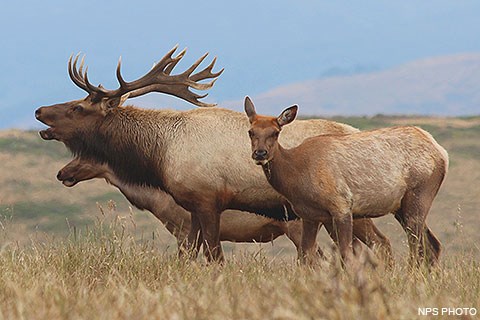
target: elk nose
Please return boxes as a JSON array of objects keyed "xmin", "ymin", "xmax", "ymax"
[
  {"xmin": 56, "ymin": 170, "xmax": 64, "ymax": 180},
  {"xmin": 253, "ymin": 149, "xmax": 268, "ymax": 160},
  {"xmin": 35, "ymin": 107, "xmax": 42, "ymax": 119}
]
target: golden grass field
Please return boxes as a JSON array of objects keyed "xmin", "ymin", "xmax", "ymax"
[{"xmin": 0, "ymin": 115, "xmax": 479, "ymax": 319}]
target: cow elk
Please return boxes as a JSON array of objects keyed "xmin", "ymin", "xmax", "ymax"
[
  {"xmin": 57, "ymin": 156, "xmax": 301, "ymax": 251},
  {"xmin": 244, "ymin": 96, "xmax": 447, "ymax": 267},
  {"xmin": 36, "ymin": 46, "xmax": 392, "ymax": 262}
]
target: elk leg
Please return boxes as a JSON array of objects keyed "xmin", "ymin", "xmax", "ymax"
[
  {"xmin": 324, "ymin": 221, "xmax": 363, "ymax": 256},
  {"xmin": 330, "ymin": 211, "xmax": 354, "ymax": 266},
  {"xmin": 179, "ymin": 213, "xmax": 202, "ymax": 259},
  {"xmin": 284, "ymin": 220, "xmax": 324, "ymax": 258},
  {"xmin": 416, "ymin": 165, "xmax": 445, "ymax": 266},
  {"xmin": 424, "ymin": 227, "xmax": 441, "ymax": 265},
  {"xmin": 394, "ymin": 205, "xmax": 423, "ymax": 267},
  {"xmin": 300, "ymin": 218, "xmax": 321, "ymax": 264},
  {"xmin": 396, "ymin": 186, "xmax": 441, "ymax": 267},
  {"xmin": 351, "ymin": 218, "xmax": 394, "ymax": 268},
  {"xmin": 195, "ymin": 209, "xmax": 224, "ymax": 263}
]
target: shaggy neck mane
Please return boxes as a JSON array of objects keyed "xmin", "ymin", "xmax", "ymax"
[{"xmin": 66, "ymin": 106, "xmax": 184, "ymax": 189}]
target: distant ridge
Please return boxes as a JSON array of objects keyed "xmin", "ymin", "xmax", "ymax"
[{"xmin": 222, "ymin": 53, "xmax": 480, "ymax": 116}]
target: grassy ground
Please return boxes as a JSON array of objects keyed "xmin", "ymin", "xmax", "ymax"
[
  {"xmin": 0, "ymin": 116, "xmax": 479, "ymax": 319},
  {"xmin": 0, "ymin": 213, "xmax": 478, "ymax": 320}
]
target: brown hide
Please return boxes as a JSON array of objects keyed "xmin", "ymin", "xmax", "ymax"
[{"xmin": 245, "ymin": 97, "xmax": 448, "ymax": 267}]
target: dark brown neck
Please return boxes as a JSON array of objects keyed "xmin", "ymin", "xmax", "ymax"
[{"xmin": 66, "ymin": 108, "xmax": 181, "ymax": 189}]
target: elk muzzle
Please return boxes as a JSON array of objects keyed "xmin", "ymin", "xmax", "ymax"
[
  {"xmin": 35, "ymin": 106, "xmax": 54, "ymax": 124},
  {"xmin": 35, "ymin": 106, "xmax": 56, "ymax": 140},
  {"xmin": 56, "ymin": 169, "xmax": 78, "ymax": 187},
  {"xmin": 252, "ymin": 149, "xmax": 268, "ymax": 165},
  {"xmin": 34, "ymin": 107, "xmax": 43, "ymax": 119}
]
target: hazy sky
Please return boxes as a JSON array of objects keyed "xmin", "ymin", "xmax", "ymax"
[{"xmin": 1, "ymin": 1, "xmax": 479, "ymax": 128}]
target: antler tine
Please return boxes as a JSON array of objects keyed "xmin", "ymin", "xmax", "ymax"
[
  {"xmin": 116, "ymin": 56, "xmax": 127, "ymax": 88},
  {"xmin": 181, "ymin": 52, "xmax": 209, "ymax": 77},
  {"xmin": 164, "ymin": 60, "xmax": 180, "ymax": 75},
  {"xmin": 69, "ymin": 54, "xmax": 89, "ymax": 93},
  {"xmin": 185, "ymin": 56, "xmax": 224, "ymax": 91},
  {"xmin": 68, "ymin": 53, "xmax": 107, "ymax": 96},
  {"xmin": 190, "ymin": 57, "xmax": 225, "ymax": 82},
  {"xmin": 169, "ymin": 89, "xmax": 215, "ymax": 108},
  {"xmin": 78, "ymin": 56, "xmax": 88, "ymax": 86},
  {"xmin": 154, "ymin": 45, "xmax": 183, "ymax": 72},
  {"xmin": 189, "ymin": 78, "xmax": 220, "ymax": 91},
  {"xmin": 164, "ymin": 48, "xmax": 187, "ymax": 75},
  {"xmin": 147, "ymin": 47, "xmax": 184, "ymax": 77},
  {"xmin": 186, "ymin": 56, "xmax": 225, "ymax": 90},
  {"xmin": 172, "ymin": 47, "xmax": 187, "ymax": 62},
  {"xmin": 193, "ymin": 94, "xmax": 218, "ymax": 107},
  {"xmin": 83, "ymin": 67, "xmax": 94, "ymax": 92},
  {"xmin": 78, "ymin": 55, "xmax": 84, "ymax": 75},
  {"xmin": 112, "ymin": 46, "xmax": 186, "ymax": 96},
  {"xmin": 83, "ymin": 66, "xmax": 108, "ymax": 95},
  {"xmin": 68, "ymin": 55, "xmax": 80, "ymax": 87}
]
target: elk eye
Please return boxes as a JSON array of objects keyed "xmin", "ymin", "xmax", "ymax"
[
  {"xmin": 73, "ymin": 105, "xmax": 84, "ymax": 112},
  {"xmin": 274, "ymin": 131, "xmax": 280, "ymax": 137},
  {"xmin": 248, "ymin": 130, "xmax": 254, "ymax": 138}
]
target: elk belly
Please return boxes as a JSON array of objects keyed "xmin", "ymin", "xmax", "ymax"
[{"xmin": 351, "ymin": 185, "xmax": 406, "ymax": 217}]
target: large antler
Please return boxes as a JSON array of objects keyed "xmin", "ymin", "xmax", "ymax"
[{"xmin": 68, "ymin": 45, "xmax": 224, "ymax": 107}]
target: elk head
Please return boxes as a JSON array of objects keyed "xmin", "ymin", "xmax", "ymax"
[
  {"xmin": 35, "ymin": 46, "xmax": 223, "ymax": 142},
  {"xmin": 57, "ymin": 157, "xmax": 108, "ymax": 187},
  {"xmin": 244, "ymin": 96, "xmax": 298, "ymax": 165}
]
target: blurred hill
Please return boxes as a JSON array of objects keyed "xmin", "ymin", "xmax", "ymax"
[
  {"xmin": 222, "ymin": 54, "xmax": 480, "ymax": 116},
  {"xmin": 0, "ymin": 117, "xmax": 479, "ymax": 258}
]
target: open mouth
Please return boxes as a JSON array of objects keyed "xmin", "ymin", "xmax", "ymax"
[
  {"xmin": 61, "ymin": 177, "xmax": 78, "ymax": 187},
  {"xmin": 254, "ymin": 159, "xmax": 269, "ymax": 166},
  {"xmin": 39, "ymin": 127, "xmax": 55, "ymax": 140}
]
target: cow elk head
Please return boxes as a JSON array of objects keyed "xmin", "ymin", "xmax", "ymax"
[
  {"xmin": 245, "ymin": 96, "xmax": 298, "ymax": 165},
  {"xmin": 56, "ymin": 157, "xmax": 108, "ymax": 187}
]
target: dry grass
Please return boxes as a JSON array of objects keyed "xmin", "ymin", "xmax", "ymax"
[{"xmin": 0, "ymin": 212, "xmax": 478, "ymax": 320}]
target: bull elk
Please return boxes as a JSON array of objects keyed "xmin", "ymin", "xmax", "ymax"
[
  {"xmin": 35, "ymin": 46, "xmax": 392, "ymax": 262},
  {"xmin": 57, "ymin": 157, "xmax": 394, "ymax": 264},
  {"xmin": 244, "ymin": 97, "xmax": 448, "ymax": 266}
]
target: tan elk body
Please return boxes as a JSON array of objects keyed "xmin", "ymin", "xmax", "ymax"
[
  {"xmin": 245, "ymin": 97, "xmax": 448, "ymax": 266},
  {"xmin": 36, "ymin": 47, "xmax": 391, "ymax": 261},
  {"xmin": 57, "ymin": 157, "xmax": 393, "ymax": 262}
]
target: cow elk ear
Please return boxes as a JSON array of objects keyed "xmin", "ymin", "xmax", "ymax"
[
  {"xmin": 244, "ymin": 96, "xmax": 257, "ymax": 123},
  {"xmin": 277, "ymin": 105, "xmax": 298, "ymax": 127}
]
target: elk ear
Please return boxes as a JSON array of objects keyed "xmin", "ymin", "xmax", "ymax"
[
  {"xmin": 105, "ymin": 93, "xmax": 130, "ymax": 109},
  {"xmin": 244, "ymin": 96, "xmax": 257, "ymax": 123},
  {"xmin": 277, "ymin": 105, "xmax": 298, "ymax": 127}
]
